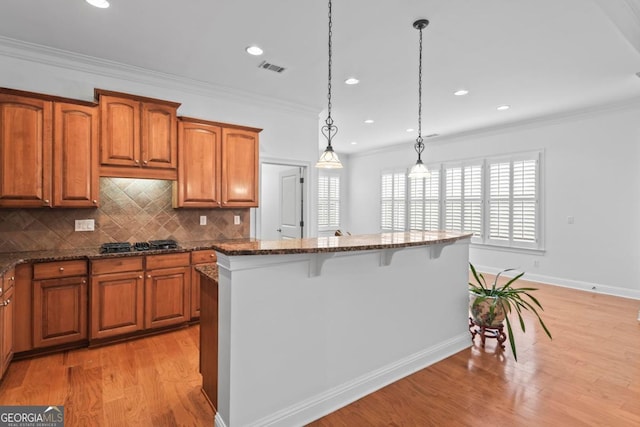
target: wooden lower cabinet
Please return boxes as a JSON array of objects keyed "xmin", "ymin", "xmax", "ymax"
[
  {"xmin": 90, "ymin": 257, "xmax": 144, "ymax": 340},
  {"xmin": 1, "ymin": 274, "xmax": 15, "ymax": 379},
  {"xmin": 190, "ymin": 249, "xmax": 217, "ymax": 319},
  {"xmin": 33, "ymin": 276, "xmax": 87, "ymax": 348},
  {"xmin": 200, "ymin": 273, "xmax": 218, "ymax": 410},
  {"xmin": 145, "ymin": 252, "xmax": 190, "ymax": 329}
]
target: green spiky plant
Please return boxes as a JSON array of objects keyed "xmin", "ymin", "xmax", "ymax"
[{"xmin": 469, "ymin": 263, "xmax": 552, "ymax": 361}]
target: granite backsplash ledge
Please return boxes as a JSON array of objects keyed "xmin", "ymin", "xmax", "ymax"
[{"xmin": 0, "ymin": 178, "xmax": 249, "ymax": 252}]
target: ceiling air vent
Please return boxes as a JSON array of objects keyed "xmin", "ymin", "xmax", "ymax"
[
  {"xmin": 258, "ymin": 60, "xmax": 286, "ymax": 73},
  {"xmin": 426, "ymin": 133, "xmax": 440, "ymax": 138}
]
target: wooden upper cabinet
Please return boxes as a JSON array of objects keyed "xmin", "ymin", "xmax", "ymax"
[
  {"xmin": 0, "ymin": 93, "xmax": 53, "ymax": 208},
  {"xmin": 96, "ymin": 90, "xmax": 179, "ymax": 180},
  {"xmin": 174, "ymin": 119, "xmax": 260, "ymax": 208},
  {"xmin": 53, "ymin": 102, "xmax": 99, "ymax": 207},
  {"xmin": 174, "ymin": 119, "xmax": 221, "ymax": 208},
  {"xmin": 221, "ymin": 127, "xmax": 259, "ymax": 207}
]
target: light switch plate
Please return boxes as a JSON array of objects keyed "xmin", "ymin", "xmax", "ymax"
[{"xmin": 200, "ymin": 216, "xmax": 207, "ymax": 225}]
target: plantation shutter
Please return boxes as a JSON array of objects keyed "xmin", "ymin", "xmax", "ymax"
[
  {"xmin": 381, "ymin": 172, "xmax": 406, "ymax": 231},
  {"xmin": 488, "ymin": 154, "xmax": 539, "ymax": 247},
  {"xmin": 463, "ymin": 165, "xmax": 482, "ymax": 238},
  {"xmin": 318, "ymin": 175, "xmax": 340, "ymax": 228},
  {"xmin": 445, "ymin": 167, "xmax": 462, "ymax": 230},
  {"xmin": 408, "ymin": 169, "xmax": 440, "ymax": 230}
]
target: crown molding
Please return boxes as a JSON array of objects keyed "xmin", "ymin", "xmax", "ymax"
[{"xmin": 0, "ymin": 35, "xmax": 320, "ymax": 117}]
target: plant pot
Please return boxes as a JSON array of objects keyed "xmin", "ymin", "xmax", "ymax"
[{"xmin": 469, "ymin": 292, "xmax": 506, "ymax": 327}]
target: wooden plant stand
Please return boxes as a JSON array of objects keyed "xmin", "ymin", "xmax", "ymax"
[{"xmin": 469, "ymin": 317, "xmax": 506, "ymax": 349}]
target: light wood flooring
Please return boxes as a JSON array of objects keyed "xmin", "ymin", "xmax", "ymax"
[{"xmin": 1, "ymin": 280, "xmax": 639, "ymax": 426}]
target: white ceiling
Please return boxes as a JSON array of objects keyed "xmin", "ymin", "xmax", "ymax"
[{"xmin": 1, "ymin": 0, "xmax": 640, "ymax": 154}]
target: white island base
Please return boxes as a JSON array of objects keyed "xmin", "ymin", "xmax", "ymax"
[{"xmin": 213, "ymin": 236, "xmax": 471, "ymax": 426}]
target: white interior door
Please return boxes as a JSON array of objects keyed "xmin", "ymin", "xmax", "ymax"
[{"xmin": 278, "ymin": 168, "xmax": 303, "ymax": 239}]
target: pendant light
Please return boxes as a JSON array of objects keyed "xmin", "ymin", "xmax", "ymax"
[
  {"xmin": 316, "ymin": 0, "xmax": 343, "ymax": 169},
  {"xmin": 408, "ymin": 19, "xmax": 430, "ymax": 178}
]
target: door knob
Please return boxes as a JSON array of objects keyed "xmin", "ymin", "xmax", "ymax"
[{"xmin": 276, "ymin": 228, "xmax": 282, "ymax": 232}]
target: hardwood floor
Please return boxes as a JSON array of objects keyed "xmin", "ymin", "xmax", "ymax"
[
  {"xmin": 310, "ymin": 281, "xmax": 640, "ymax": 426},
  {"xmin": 0, "ymin": 326, "xmax": 214, "ymax": 426},
  {"xmin": 1, "ymin": 279, "xmax": 639, "ymax": 426}
]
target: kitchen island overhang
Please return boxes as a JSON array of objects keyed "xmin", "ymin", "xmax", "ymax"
[{"xmin": 204, "ymin": 231, "xmax": 473, "ymax": 427}]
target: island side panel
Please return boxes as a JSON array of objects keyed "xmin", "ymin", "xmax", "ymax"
[{"xmin": 215, "ymin": 238, "xmax": 471, "ymax": 426}]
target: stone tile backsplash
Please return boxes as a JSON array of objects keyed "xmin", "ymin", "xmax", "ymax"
[{"xmin": 0, "ymin": 178, "xmax": 249, "ymax": 252}]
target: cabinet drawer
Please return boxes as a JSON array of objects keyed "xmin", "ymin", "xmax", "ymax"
[
  {"xmin": 91, "ymin": 256, "xmax": 143, "ymax": 275},
  {"xmin": 146, "ymin": 252, "xmax": 190, "ymax": 270},
  {"xmin": 33, "ymin": 260, "xmax": 87, "ymax": 279},
  {"xmin": 191, "ymin": 250, "xmax": 217, "ymax": 264}
]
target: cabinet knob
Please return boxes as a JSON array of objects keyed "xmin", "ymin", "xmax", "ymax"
[
  {"xmin": 134, "ymin": 159, "xmax": 140, "ymax": 164},
  {"xmin": 210, "ymin": 254, "xmax": 215, "ymax": 258},
  {"xmin": 0, "ymin": 288, "xmax": 2, "ymax": 294},
  {"xmin": 82, "ymin": 280, "xmax": 87, "ymax": 284},
  {"xmin": 59, "ymin": 267, "xmax": 64, "ymax": 272},
  {"xmin": 4, "ymin": 298, "xmax": 10, "ymax": 306},
  {"xmin": 10, "ymin": 276, "xmax": 14, "ymax": 281},
  {"xmin": 93, "ymin": 200, "xmax": 98, "ymax": 204},
  {"xmin": 138, "ymin": 275, "xmax": 143, "ymax": 279},
  {"xmin": 43, "ymin": 199, "xmax": 50, "ymax": 204},
  {"xmin": 143, "ymin": 160, "xmax": 148, "ymax": 165},
  {"xmin": 147, "ymin": 274, "xmax": 151, "ymax": 278}
]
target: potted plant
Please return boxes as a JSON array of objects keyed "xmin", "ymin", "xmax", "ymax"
[{"xmin": 469, "ymin": 263, "xmax": 552, "ymax": 361}]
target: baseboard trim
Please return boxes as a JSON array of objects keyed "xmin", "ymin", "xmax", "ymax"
[
  {"xmin": 245, "ymin": 333, "xmax": 470, "ymax": 427},
  {"xmin": 474, "ymin": 265, "xmax": 640, "ymax": 300}
]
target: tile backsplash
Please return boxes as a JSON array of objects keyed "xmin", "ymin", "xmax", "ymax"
[{"xmin": 0, "ymin": 178, "xmax": 249, "ymax": 252}]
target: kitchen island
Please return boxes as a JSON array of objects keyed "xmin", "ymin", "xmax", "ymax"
[{"xmin": 201, "ymin": 231, "xmax": 472, "ymax": 427}]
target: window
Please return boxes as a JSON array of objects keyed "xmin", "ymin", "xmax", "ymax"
[
  {"xmin": 408, "ymin": 170, "xmax": 439, "ymax": 230},
  {"xmin": 379, "ymin": 151, "xmax": 542, "ymax": 250},
  {"xmin": 381, "ymin": 171, "xmax": 406, "ymax": 231},
  {"xmin": 318, "ymin": 174, "xmax": 340, "ymax": 228},
  {"xmin": 487, "ymin": 155, "xmax": 539, "ymax": 248}
]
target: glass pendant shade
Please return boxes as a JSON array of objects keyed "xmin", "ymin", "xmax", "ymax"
[
  {"xmin": 408, "ymin": 159, "xmax": 429, "ymax": 178},
  {"xmin": 316, "ymin": 145, "xmax": 343, "ymax": 168}
]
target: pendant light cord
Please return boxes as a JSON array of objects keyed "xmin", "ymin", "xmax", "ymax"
[
  {"xmin": 326, "ymin": 0, "xmax": 334, "ymax": 130},
  {"xmin": 415, "ymin": 21, "xmax": 425, "ymax": 160}
]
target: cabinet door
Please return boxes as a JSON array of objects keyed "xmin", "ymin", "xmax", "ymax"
[
  {"xmin": 221, "ymin": 128, "xmax": 259, "ymax": 207},
  {"xmin": 145, "ymin": 266, "xmax": 190, "ymax": 329},
  {"xmin": 33, "ymin": 276, "xmax": 87, "ymax": 348},
  {"xmin": 141, "ymin": 102, "xmax": 177, "ymax": 170},
  {"xmin": 99, "ymin": 95, "xmax": 140, "ymax": 168},
  {"xmin": 190, "ymin": 250, "xmax": 217, "ymax": 319},
  {"xmin": 0, "ymin": 94, "xmax": 52, "ymax": 208},
  {"xmin": 1, "ymin": 285, "xmax": 15, "ymax": 378},
  {"xmin": 53, "ymin": 102, "xmax": 99, "ymax": 207},
  {"xmin": 174, "ymin": 120, "xmax": 221, "ymax": 208},
  {"xmin": 91, "ymin": 271, "xmax": 144, "ymax": 339}
]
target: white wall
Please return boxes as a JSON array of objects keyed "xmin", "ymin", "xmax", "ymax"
[{"xmin": 346, "ymin": 102, "xmax": 640, "ymax": 298}]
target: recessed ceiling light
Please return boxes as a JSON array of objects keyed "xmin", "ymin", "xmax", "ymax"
[
  {"xmin": 86, "ymin": 0, "xmax": 109, "ymax": 8},
  {"xmin": 246, "ymin": 45, "xmax": 264, "ymax": 56},
  {"xmin": 364, "ymin": 119, "xmax": 374, "ymax": 124},
  {"xmin": 497, "ymin": 105, "xmax": 511, "ymax": 111},
  {"xmin": 406, "ymin": 128, "xmax": 414, "ymax": 132},
  {"xmin": 345, "ymin": 78, "xmax": 360, "ymax": 85},
  {"xmin": 351, "ymin": 141, "xmax": 358, "ymax": 145},
  {"xmin": 454, "ymin": 89, "xmax": 469, "ymax": 96}
]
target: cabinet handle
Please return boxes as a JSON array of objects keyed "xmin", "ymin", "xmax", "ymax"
[{"xmin": 59, "ymin": 267, "xmax": 64, "ymax": 272}]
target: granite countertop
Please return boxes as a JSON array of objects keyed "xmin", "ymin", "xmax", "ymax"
[
  {"xmin": 194, "ymin": 264, "xmax": 218, "ymax": 281},
  {"xmin": 211, "ymin": 231, "xmax": 473, "ymax": 256}
]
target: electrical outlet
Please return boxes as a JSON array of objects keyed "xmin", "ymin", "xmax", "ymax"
[
  {"xmin": 567, "ymin": 216, "xmax": 575, "ymax": 224},
  {"xmin": 200, "ymin": 216, "xmax": 207, "ymax": 226},
  {"xmin": 75, "ymin": 219, "xmax": 95, "ymax": 232},
  {"xmin": 234, "ymin": 215, "xmax": 241, "ymax": 225}
]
